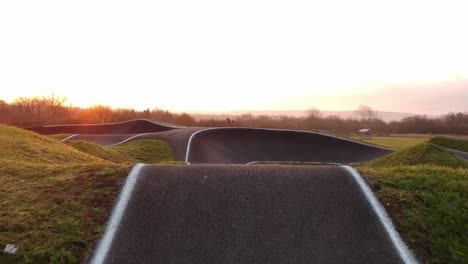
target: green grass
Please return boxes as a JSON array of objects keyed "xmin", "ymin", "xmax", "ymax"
[
  {"xmin": 365, "ymin": 143, "xmax": 468, "ymax": 168},
  {"xmin": 429, "ymin": 136, "xmax": 468, "ymax": 153},
  {"xmin": 358, "ymin": 142, "xmax": 468, "ymax": 263},
  {"xmin": 356, "ymin": 136, "xmax": 429, "ymax": 149},
  {"xmin": 0, "ymin": 125, "xmax": 176, "ymax": 263},
  {"xmin": 110, "ymin": 139, "xmax": 175, "ymax": 163},
  {"xmin": 0, "ymin": 163, "xmax": 128, "ymax": 264},
  {"xmin": 64, "ymin": 139, "xmax": 175, "ymax": 164},
  {"xmin": 0, "ymin": 126, "xmax": 101, "ymax": 164},
  {"xmin": 358, "ymin": 165, "xmax": 468, "ymax": 264},
  {"xmin": 64, "ymin": 140, "xmax": 129, "ymax": 163}
]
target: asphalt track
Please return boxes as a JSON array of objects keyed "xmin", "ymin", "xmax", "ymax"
[
  {"xmin": 186, "ymin": 128, "xmax": 394, "ymax": 164},
  {"xmin": 447, "ymin": 148, "xmax": 468, "ymax": 160},
  {"xmin": 89, "ymin": 165, "xmax": 415, "ymax": 264},
  {"xmin": 27, "ymin": 120, "xmax": 468, "ymax": 263},
  {"xmin": 67, "ymin": 128, "xmax": 202, "ymax": 161},
  {"xmin": 29, "ymin": 119, "xmax": 467, "ymax": 162},
  {"xmin": 27, "ymin": 119, "xmax": 179, "ymax": 135}
]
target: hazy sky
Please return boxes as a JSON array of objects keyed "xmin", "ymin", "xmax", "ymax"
[{"xmin": 1, "ymin": 0, "xmax": 467, "ymax": 114}]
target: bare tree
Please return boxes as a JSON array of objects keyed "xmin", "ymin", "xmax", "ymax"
[
  {"xmin": 306, "ymin": 107, "xmax": 322, "ymax": 119},
  {"xmin": 91, "ymin": 105, "xmax": 112, "ymax": 123},
  {"xmin": 42, "ymin": 91, "xmax": 68, "ymax": 120},
  {"xmin": 356, "ymin": 105, "xmax": 379, "ymax": 120}
]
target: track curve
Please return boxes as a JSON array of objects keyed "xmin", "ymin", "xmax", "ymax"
[
  {"xmin": 186, "ymin": 128, "xmax": 394, "ymax": 164},
  {"xmin": 89, "ymin": 164, "xmax": 415, "ymax": 264},
  {"xmin": 28, "ymin": 119, "xmax": 180, "ymax": 135},
  {"xmin": 67, "ymin": 128, "xmax": 202, "ymax": 161}
]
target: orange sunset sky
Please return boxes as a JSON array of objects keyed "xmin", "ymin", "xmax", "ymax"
[{"xmin": 1, "ymin": 0, "xmax": 467, "ymax": 114}]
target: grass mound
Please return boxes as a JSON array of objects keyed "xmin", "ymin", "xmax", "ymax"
[
  {"xmin": 65, "ymin": 139, "xmax": 175, "ymax": 164},
  {"xmin": 355, "ymin": 136, "xmax": 429, "ymax": 150},
  {"xmin": 110, "ymin": 139, "xmax": 174, "ymax": 163},
  {"xmin": 429, "ymin": 136, "xmax": 468, "ymax": 153},
  {"xmin": 359, "ymin": 141, "xmax": 468, "ymax": 263},
  {"xmin": 365, "ymin": 143, "xmax": 468, "ymax": 168},
  {"xmin": 65, "ymin": 141, "xmax": 129, "ymax": 163},
  {"xmin": 0, "ymin": 125, "xmax": 176, "ymax": 263},
  {"xmin": 358, "ymin": 165, "xmax": 468, "ymax": 263},
  {"xmin": 0, "ymin": 125, "xmax": 102, "ymax": 164}
]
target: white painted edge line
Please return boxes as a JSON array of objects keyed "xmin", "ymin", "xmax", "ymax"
[
  {"xmin": 185, "ymin": 127, "xmax": 394, "ymax": 164},
  {"xmin": 59, "ymin": 134, "xmax": 78, "ymax": 142},
  {"xmin": 185, "ymin": 128, "xmax": 220, "ymax": 164},
  {"xmin": 246, "ymin": 160, "xmax": 359, "ymax": 166},
  {"xmin": 89, "ymin": 163, "xmax": 145, "ymax": 264},
  {"xmin": 340, "ymin": 165, "xmax": 418, "ymax": 264},
  {"xmin": 105, "ymin": 133, "xmax": 153, "ymax": 147}
]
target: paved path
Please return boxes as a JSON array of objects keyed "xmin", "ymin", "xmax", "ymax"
[{"xmin": 90, "ymin": 165, "xmax": 415, "ymax": 264}]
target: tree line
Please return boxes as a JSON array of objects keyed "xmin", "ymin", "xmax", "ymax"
[{"xmin": 1, "ymin": 95, "xmax": 467, "ymax": 135}]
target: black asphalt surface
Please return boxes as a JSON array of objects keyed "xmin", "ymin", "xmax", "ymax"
[
  {"xmin": 65, "ymin": 127, "xmax": 394, "ymax": 163},
  {"xmin": 70, "ymin": 128, "xmax": 202, "ymax": 161},
  {"xmin": 27, "ymin": 119, "xmax": 177, "ymax": 134},
  {"xmin": 188, "ymin": 128, "xmax": 394, "ymax": 164},
  {"xmin": 447, "ymin": 148, "xmax": 468, "ymax": 160},
  {"xmin": 96, "ymin": 165, "xmax": 405, "ymax": 264}
]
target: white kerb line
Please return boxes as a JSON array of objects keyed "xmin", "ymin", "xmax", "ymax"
[
  {"xmin": 185, "ymin": 128, "xmax": 218, "ymax": 164},
  {"xmin": 184, "ymin": 127, "xmax": 394, "ymax": 164},
  {"xmin": 60, "ymin": 134, "xmax": 78, "ymax": 142},
  {"xmin": 340, "ymin": 165, "xmax": 418, "ymax": 264},
  {"xmin": 105, "ymin": 133, "xmax": 150, "ymax": 147},
  {"xmin": 89, "ymin": 163, "xmax": 145, "ymax": 264}
]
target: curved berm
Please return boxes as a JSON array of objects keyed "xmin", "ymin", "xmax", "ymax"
[
  {"xmin": 90, "ymin": 164, "xmax": 415, "ymax": 264},
  {"xmin": 187, "ymin": 128, "xmax": 394, "ymax": 164},
  {"xmin": 67, "ymin": 127, "xmax": 203, "ymax": 161},
  {"xmin": 27, "ymin": 119, "xmax": 180, "ymax": 135}
]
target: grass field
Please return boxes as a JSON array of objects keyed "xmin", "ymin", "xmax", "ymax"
[
  {"xmin": 354, "ymin": 136, "xmax": 429, "ymax": 149},
  {"xmin": 65, "ymin": 139, "xmax": 175, "ymax": 164},
  {"xmin": 0, "ymin": 125, "xmax": 175, "ymax": 263},
  {"xmin": 358, "ymin": 142, "xmax": 468, "ymax": 264}
]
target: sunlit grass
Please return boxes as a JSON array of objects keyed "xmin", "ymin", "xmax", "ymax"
[
  {"xmin": 355, "ymin": 136, "xmax": 429, "ymax": 149},
  {"xmin": 358, "ymin": 143, "xmax": 468, "ymax": 263},
  {"xmin": 0, "ymin": 125, "xmax": 176, "ymax": 263}
]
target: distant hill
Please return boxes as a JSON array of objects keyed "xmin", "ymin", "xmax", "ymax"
[{"xmin": 191, "ymin": 110, "xmax": 432, "ymax": 123}]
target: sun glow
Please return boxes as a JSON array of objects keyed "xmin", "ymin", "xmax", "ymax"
[{"xmin": 1, "ymin": 0, "xmax": 467, "ymax": 114}]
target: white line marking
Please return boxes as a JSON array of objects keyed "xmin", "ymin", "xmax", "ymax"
[
  {"xmin": 340, "ymin": 165, "xmax": 418, "ymax": 264},
  {"xmin": 184, "ymin": 127, "xmax": 394, "ymax": 164},
  {"xmin": 59, "ymin": 134, "xmax": 78, "ymax": 142},
  {"xmin": 246, "ymin": 160, "xmax": 359, "ymax": 166},
  {"xmin": 89, "ymin": 163, "xmax": 145, "ymax": 264},
  {"xmin": 105, "ymin": 133, "xmax": 152, "ymax": 147},
  {"xmin": 185, "ymin": 128, "xmax": 218, "ymax": 163}
]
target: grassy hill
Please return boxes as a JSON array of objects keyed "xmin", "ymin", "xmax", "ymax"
[
  {"xmin": 359, "ymin": 142, "xmax": 468, "ymax": 263},
  {"xmin": 0, "ymin": 126, "xmax": 102, "ymax": 164},
  {"xmin": 429, "ymin": 136, "xmax": 468, "ymax": 152},
  {"xmin": 65, "ymin": 139, "xmax": 175, "ymax": 164},
  {"xmin": 0, "ymin": 125, "xmax": 176, "ymax": 263},
  {"xmin": 364, "ymin": 143, "xmax": 468, "ymax": 168}
]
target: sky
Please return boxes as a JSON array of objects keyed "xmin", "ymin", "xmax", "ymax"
[{"xmin": 0, "ymin": 0, "xmax": 467, "ymax": 114}]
